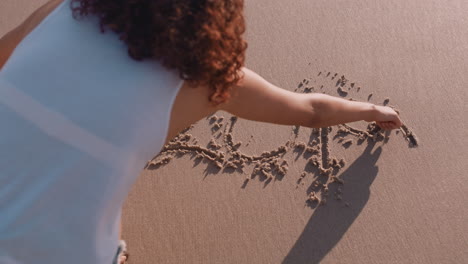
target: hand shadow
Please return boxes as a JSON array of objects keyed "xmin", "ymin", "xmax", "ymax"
[{"xmin": 282, "ymin": 141, "xmax": 382, "ymax": 264}]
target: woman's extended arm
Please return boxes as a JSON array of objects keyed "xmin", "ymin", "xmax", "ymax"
[{"xmin": 221, "ymin": 68, "xmax": 402, "ymax": 129}]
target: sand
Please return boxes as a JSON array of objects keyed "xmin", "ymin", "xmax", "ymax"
[{"xmin": 1, "ymin": 0, "xmax": 467, "ymax": 263}]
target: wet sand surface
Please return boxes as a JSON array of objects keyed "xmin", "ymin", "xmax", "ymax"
[{"xmin": 1, "ymin": 0, "xmax": 467, "ymax": 263}]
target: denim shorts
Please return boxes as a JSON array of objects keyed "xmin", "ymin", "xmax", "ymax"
[{"xmin": 111, "ymin": 240, "xmax": 127, "ymax": 264}]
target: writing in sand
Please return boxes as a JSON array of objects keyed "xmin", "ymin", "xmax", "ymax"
[{"xmin": 148, "ymin": 71, "xmax": 418, "ymax": 207}]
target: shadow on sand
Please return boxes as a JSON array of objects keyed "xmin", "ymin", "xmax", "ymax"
[{"xmin": 282, "ymin": 142, "xmax": 382, "ymax": 264}]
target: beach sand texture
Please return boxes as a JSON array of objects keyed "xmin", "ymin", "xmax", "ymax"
[{"xmin": 1, "ymin": 0, "xmax": 467, "ymax": 263}]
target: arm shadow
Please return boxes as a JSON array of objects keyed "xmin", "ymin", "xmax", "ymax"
[{"xmin": 282, "ymin": 142, "xmax": 382, "ymax": 264}]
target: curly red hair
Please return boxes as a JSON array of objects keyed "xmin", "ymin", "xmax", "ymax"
[{"xmin": 71, "ymin": 0, "xmax": 247, "ymax": 103}]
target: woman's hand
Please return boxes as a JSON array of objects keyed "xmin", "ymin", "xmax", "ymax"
[
  {"xmin": 367, "ymin": 105, "xmax": 403, "ymax": 130},
  {"xmin": 118, "ymin": 254, "xmax": 128, "ymax": 264}
]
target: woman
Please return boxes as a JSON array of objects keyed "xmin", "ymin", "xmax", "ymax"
[{"xmin": 0, "ymin": 0, "xmax": 402, "ymax": 263}]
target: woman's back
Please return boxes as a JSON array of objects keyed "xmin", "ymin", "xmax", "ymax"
[{"xmin": 0, "ymin": 0, "xmax": 182, "ymax": 262}]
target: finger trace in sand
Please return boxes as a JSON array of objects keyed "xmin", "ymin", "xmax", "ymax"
[
  {"xmin": 149, "ymin": 71, "xmax": 418, "ymax": 206},
  {"xmin": 400, "ymin": 125, "xmax": 419, "ymax": 147}
]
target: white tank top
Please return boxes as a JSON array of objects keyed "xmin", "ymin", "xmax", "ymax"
[{"xmin": 0, "ymin": 0, "xmax": 183, "ymax": 263}]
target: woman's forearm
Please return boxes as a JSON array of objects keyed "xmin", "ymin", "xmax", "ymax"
[
  {"xmin": 309, "ymin": 93, "xmax": 377, "ymax": 128},
  {"xmin": 222, "ymin": 68, "xmax": 400, "ymax": 130},
  {"xmin": 222, "ymin": 68, "xmax": 375, "ymax": 128}
]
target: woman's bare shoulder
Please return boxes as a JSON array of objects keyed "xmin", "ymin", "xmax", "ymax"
[
  {"xmin": 20, "ymin": 0, "xmax": 64, "ymax": 37},
  {"xmin": 165, "ymin": 82, "xmax": 220, "ymax": 143},
  {"xmin": 0, "ymin": 0, "xmax": 63, "ymax": 68}
]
